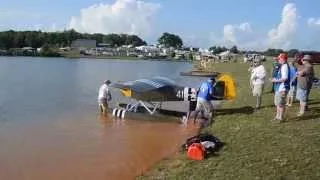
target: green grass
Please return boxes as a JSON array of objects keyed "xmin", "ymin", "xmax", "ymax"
[{"xmin": 138, "ymin": 59, "xmax": 320, "ymax": 180}]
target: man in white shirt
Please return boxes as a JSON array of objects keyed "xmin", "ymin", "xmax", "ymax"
[
  {"xmin": 271, "ymin": 53, "xmax": 290, "ymax": 122},
  {"xmin": 98, "ymin": 80, "xmax": 112, "ymax": 115},
  {"xmin": 250, "ymin": 58, "xmax": 266, "ymax": 110}
]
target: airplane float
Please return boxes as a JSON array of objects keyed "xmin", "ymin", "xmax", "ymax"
[{"xmin": 109, "ymin": 73, "xmax": 237, "ymax": 120}]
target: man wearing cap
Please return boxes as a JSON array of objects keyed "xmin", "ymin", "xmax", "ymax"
[
  {"xmin": 250, "ymin": 57, "xmax": 266, "ymax": 110},
  {"xmin": 296, "ymin": 55, "xmax": 314, "ymax": 116},
  {"xmin": 98, "ymin": 80, "xmax": 112, "ymax": 115},
  {"xmin": 271, "ymin": 53, "xmax": 290, "ymax": 122},
  {"xmin": 194, "ymin": 77, "xmax": 216, "ymax": 126}
]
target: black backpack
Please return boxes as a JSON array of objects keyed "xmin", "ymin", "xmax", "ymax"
[{"xmin": 182, "ymin": 133, "xmax": 223, "ymax": 153}]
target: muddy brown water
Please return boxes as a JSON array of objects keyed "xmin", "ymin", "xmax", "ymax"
[
  {"xmin": 0, "ymin": 114, "xmax": 199, "ymax": 180},
  {"xmin": 0, "ymin": 57, "xmax": 205, "ymax": 180}
]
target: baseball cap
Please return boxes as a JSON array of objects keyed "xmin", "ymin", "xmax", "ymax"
[
  {"xmin": 104, "ymin": 80, "xmax": 111, "ymax": 84},
  {"xmin": 302, "ymin": 54, "xmax": 312, "ymax": 61}
]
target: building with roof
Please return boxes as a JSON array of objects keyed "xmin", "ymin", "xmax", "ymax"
[{"xmin": 71, "ymin": 39, "xmax": 96, "ymax": 49}]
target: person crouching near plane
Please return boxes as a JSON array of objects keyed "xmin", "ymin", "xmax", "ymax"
[
  {"xmin": 98, "ymin": 80, "xmax": 112, "ymax": 115},
  {"xmin": 271, "ymin": 53, "xmax": 290, "ymax": 122},
  {"xmin": 250, "ymin": 58, "xmax": 266, "ymax": 110},
  {"xmin": 194, "ymin": 77, "xmax": 216, "ymax": 127},
  {"xmin": 296, "ymin": 55, "xmax": 314, "ymax": 116}
]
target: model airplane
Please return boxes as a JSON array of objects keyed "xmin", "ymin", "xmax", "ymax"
[{"xmin": 109, "ymin": 74, "xmax": 236, "ymax": 119}]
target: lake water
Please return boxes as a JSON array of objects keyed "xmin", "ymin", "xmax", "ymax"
[{"xmin": 0, "ymin": 57, "xmax": 204, "ymax": 180}]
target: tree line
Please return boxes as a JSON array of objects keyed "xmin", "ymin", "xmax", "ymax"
[
  {"xmin": 0, "ymin": 29, "xmax": 318, "ymax": 58},
  {"xmin": 0, "ymin": 29, "xmax": 147, "ymax": 50}
]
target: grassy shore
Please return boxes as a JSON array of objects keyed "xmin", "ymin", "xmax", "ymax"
[{"xmin": 138, "ymin": 59, "xmax": 320, "ymax": 179}]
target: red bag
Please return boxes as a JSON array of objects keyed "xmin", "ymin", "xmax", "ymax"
[{"xmin": 187, "ymin": 143, "xmax": 206, "ymax": 161}]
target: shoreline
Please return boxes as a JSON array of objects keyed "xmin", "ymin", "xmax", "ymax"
[{"xmin": 0, "ymin": 55, "xmax": 195, "ymax": 63}]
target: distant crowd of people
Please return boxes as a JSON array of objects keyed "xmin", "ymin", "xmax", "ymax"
[{"xmin": 249, "ymin": 53, "xmax": 314, "ymax": 122}]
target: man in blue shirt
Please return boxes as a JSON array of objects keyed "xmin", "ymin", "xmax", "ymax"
[{"xmin": 194, "ymin": 77, "xmax": 215, "ymax": 126}]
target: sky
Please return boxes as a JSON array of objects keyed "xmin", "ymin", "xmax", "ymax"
[{"xmin": 1, "ymin": 0, "xmax": 320, "ymax": 50}]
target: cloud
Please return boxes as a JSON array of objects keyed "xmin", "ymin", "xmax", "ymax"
[
  {"xmin": 223, "ymin": 22, "xmax": 252, "ymax": 46},
  {"xmin": 267, "ymin": 3, "xmax": 298, "ymax": 49},
  {"xmin": 238, "ymin": 22, "xmax": 252, "ymax": 32},
  {"xmin": 223, "ymin": 24, "xmax": 237, "ymax": 44},
  {"xmin": 68, "ymin": 0, "xmax": 160, "ymax": 36},
  {"xmin": 192, "ymin": 3, "xmax": 300, "ymax": 50},
  {"xmin": 308, "ymin": 18, "xmax": 320, "ymax": 26}
]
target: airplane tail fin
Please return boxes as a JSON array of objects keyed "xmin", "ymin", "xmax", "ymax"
[
  {"xmin": 121, "ymin": 88, "xmax": 132, "ymax": 97},
  {"xmin": 218, "ymin": 74, "xmax": 237, "ymax": 101}
]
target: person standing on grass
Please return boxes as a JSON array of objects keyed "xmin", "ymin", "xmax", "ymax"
[
  {"xmin": 271, "ymin": 53, "xmax": 290, "ymax": 122},
  {"xmin": 270, "ymin": 58, "xmax": 281, "ymax": 93},
  {"xmin": 286, "ymin": 61, "xmax": 298, "ymax": 107},
  {"xmin": 250, "ymin": 57, "xmax": 266, "ymax": 110},
  {"xmin": 194, "ymin": 77, "xmax": 216, "ymax": 127},
  {"xmin": 296, "ymin": 55, "xmax": 314, "ymax": 116}
]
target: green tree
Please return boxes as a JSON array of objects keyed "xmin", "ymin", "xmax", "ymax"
[
  {"xmin": 103, "ymin": 34, "xmax": 122, "ymax": 47},
  {"xmin": 287, "ymin": 49, "xmax": 299, "ymax": 58},
  {"xmin": 40, "ymin": 43, "xmax": 60, "ymax": 57},
  {"xmin": 263, "ymin": 48, "xmax": 284, "ymax": 57},
  {"xmin": 209, "ymin": 46, "xmax": 229, "ymax": 54},
  {"xmin": 125, "ymin": 35, "xmax": 146, "ymax": 47},
  {"xmin": 0, "ymin": 30, "xmax": 147, "ymax": 50},
  {"xmin": 188, "ymin": 53, "xmax": 193, "ymax": 61},
  {"xmin": 158, "ymin": 32, "xmax": 183, "ymax": 48},
  {"xmin": 230, "ymin": 45, "xmax": 239, "ymax": 54},
  {"xmin": 170, "ymin": 52, "xmax": 176, "ymax": 58},
  {"xmin": 209, "ymin": 46, "xmax": 217, "ymax": 53}
]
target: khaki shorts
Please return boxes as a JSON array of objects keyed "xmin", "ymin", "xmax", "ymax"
[
  {"xmin": 98, "ymin": 98, "xmax": 108, "ymax": 112},
  {"xmin": 252, "ymin": 84, "xmax": 264, "ymax": 97},
  {"xmin": 196, "ymin": 98, "xmax": 213, "ymax": 120},
  {"xmin": 274, "ymin": 91, "xmax": 287, "ymax": 106},
  {"xmin": 296, "ymin": 87, "xmax": 307, "ymax": 102}
]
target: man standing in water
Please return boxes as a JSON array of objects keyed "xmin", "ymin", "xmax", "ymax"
[
  {"xmin": 98, "ymin": 80, "xmax": 112, "ymax": 115},
  {"xmin": 271, "ymin": 53, "xmax": 290, "ymax": 122}
]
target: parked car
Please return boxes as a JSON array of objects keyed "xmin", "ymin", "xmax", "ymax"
[{"xmin": 244, "ymin": 54, "xmax": 265, "ymax": 63}]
